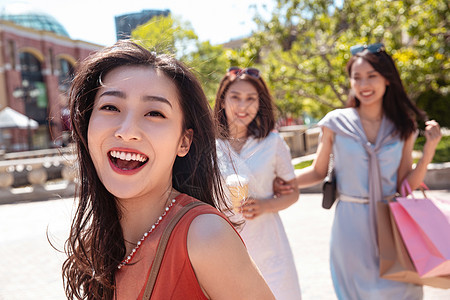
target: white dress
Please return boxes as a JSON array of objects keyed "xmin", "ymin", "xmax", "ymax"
[{"xmin": 217, "ymin": 132, "xmax": 302, "ymax": 300}]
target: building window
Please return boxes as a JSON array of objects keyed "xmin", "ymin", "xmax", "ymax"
[
  {"xmin": 19, "ymin": 52, "xmax": 46, "ymax": 124},
  {"xmin": 20, "ymin": 52, "xmax": 42, "ymax": 81},
  {"xmin": 58, "ymin": 59, "xmax": 74, "ymax": 92},
  {"xmin": 49, "ymin": 48, "xmax": 55, "ymax": 75},
  {"xmin": 8, "ymin": 40, "xmax": 16, "ymax": 69}
]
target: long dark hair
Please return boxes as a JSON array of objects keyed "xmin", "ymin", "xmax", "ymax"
[
  {"xmin": 346, "ymin": 49, "xmax": 427, "ymax": 140},
  {"xmin": 213, "ymin": 71, "xmax": 275, "ymax": 139},
  {"xmin": 62, "ymin": 40, "xmax": 225, "ymax": 299}
]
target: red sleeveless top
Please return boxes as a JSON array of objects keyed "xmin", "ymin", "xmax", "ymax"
[{"xmin": 114, "ymin": 194, "xmax": 241, "ymax": 299}]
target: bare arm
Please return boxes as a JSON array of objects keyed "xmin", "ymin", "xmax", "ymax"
[
  {"xmin": 296, "ymin": 127, "xmax": 333, "ymax": 188},
  {"xmin": 240, "ymin": 178, "xmax": 299, "ymax": 220},
  {"xmin": 188, "ymin": 214, "xmax": 275, "ymax": 300},
  {"xmin": 273, "ymin": 126, "xmax": 335, "ymax": 194},
  {"xmin": 398, "ymin": 120, "xmax": 442, "ymax": 192}
]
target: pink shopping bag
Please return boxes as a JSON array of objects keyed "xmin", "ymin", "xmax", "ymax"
[{"xmin": 389, "ymin": 181, "xmax": 450, "ymax": 278}]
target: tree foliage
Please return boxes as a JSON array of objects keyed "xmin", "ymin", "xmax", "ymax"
[
  {"xmin": 244, "ymin": 0, "xmax": 449, "ymax": 122},
  {"xmin": 130, "ymin": 1, "xmax": 449, "ymax": 124},
  {"xmin": 131, "ymin": 14, "xmax": 198, "ymax": 59},
  {"xmin": 131, "ymin": 14, "xmax": 231, "ymax": 104},
  {"xmin": 185, "ymin": 41, "xmax": 230, "ymax": 104}
]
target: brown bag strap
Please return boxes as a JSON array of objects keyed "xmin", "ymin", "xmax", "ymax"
[{"xmin": 142, "ymin": 201, "xmax": 206, "ymax": 300}]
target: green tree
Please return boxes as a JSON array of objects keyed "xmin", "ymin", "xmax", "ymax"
[
  {"xmin": 131, "ymin": 14, "xmax": 198, "ymax": 59},
  {"xmin": 244, "ymin": 0, "xmax": 449, "ymax": 121},
  {"xmin": 131, "ymin": 14, "xmax": 232, "ymax": 105},
  {"xmin": 185, "ymin": 41, "xmax": 230, "ymax": 104}
]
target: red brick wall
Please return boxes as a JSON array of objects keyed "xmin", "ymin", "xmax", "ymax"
[{"xmin": 0, "ymin": 21, "xmax": 102, "ymax": 149}]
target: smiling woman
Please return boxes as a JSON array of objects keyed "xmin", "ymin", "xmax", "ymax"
[
  {"xmin": 274, "ymin": 43, "xmax": 442, "ymax": 300},
  {"xmin": 87, "ymin": 65, "xmax": 188, "ymax": 200},
  {"xmin": 62, "ymin": 40, "xmax": 275, "ymax": 299},
  {"xmin": 213, "ymin": 67, "xmax": 302, "ymax": 299}
]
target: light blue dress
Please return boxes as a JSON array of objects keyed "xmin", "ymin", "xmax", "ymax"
[{"xmin": 319, "ymin": 108, "xmax": 423, "ymax": 300}]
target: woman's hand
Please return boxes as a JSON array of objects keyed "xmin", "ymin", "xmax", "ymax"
[
  {"xmin": 423, "ymin": 120, "xmax": 442, "ymax": 157},
  {"xmin": 397, "ymin": 120, "xmax": 442, "ymax": 191},
  {"xmin": 240, "ymin": 198, "xmax": 265, "ymax": 220},
  {"xmin": 242, "ymin": 177, "xmax": 300, "ymax": 219},
  {"xmin": 273, "ymin": 176, "xmax": 296, "ymax": 196}
]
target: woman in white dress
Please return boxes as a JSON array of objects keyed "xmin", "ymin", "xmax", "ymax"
[{"xmin": 214, "ymin": 67, "xmax": 302, "ymax": 300}]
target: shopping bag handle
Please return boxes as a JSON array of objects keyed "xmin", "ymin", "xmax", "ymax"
[{"xmin": 400, "ymin": 180, "xmax": 428, "ymax": 198}]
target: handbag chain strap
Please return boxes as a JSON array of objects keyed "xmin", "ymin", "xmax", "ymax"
[
  {"xmin": 142, "ymin": 201, "xmax": 206, "ymax": 299},
  {"xmin": 326, "ymin": 153, "xmax": 334, "ymax": 178}
]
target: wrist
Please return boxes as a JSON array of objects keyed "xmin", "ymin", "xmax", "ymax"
[{"xmin": 262, "ymin": 198, "xmax": 276, "ymax": 214}]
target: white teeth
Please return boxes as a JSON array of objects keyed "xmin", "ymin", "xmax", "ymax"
[
  {"xmin": 110, "ymin": 150, "xmax": 147, "ymax": 162},
  {"xmin": 361, "ymin": 91, "xmax": 373, "ymax": 96}
]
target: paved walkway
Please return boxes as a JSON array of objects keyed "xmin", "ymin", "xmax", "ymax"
[
  {"xmin": 1, "ymin": 191, "xmax": 449, "ymax": 299},
  {"xmin": 280, "ymin": 191, "xmax": 450, "ymax": 299}
]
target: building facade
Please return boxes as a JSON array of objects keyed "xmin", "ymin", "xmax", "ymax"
[{"xmin": 0, "ymin": 9, "xmax": 101, "ymax": 151}]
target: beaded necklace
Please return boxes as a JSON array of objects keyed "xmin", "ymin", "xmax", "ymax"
[{"xmin": 117, "ymin": 198, "xmax": 177, "ymax": 269}]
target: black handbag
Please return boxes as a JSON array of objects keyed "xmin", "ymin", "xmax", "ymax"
[{"xmin": 322, "ymin": 154, "xmax": 338, "ymax": 209}]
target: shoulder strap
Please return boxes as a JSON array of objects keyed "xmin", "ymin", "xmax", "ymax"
[
  {"xmin": 326, "ymin": 153, "xmax": 334, "ymax": 177},
  {"xmin": 142, "ymin": 201, "xmax": 206, "ymax": 300}
]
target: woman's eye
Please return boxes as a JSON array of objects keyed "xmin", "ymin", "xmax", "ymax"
[
  {"xmin": 100, "ymin": 104, "xmax": 118, "ymax": 112},
  {"xmin": 146, "ymin": 111, "xmax": 166, "ymax": 118}
]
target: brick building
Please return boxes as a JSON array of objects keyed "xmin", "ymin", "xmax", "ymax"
[{"xmin": 0, "ymin": 5, "xmax": 101, "ymax": 151}]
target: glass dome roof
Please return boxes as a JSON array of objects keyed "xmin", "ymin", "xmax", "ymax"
[{"xmin": 0, "ymin": 3, "xmax": 70, "ymax": 38}]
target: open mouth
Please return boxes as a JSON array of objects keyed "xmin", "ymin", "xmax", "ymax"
[
  {"xmin": 108, "ymin": 150, "xmax": 148, "ymax": 171},
  {"xmin": 360, "ymin": 91, "xmax": 374, "ymax": 97}
]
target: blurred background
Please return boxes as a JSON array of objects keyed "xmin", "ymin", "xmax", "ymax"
[
  {"xmin": 0, "ymin": 0, "xmax": 448, "ymax": 206},
  {"xmin": 0, "ymin": 1, "xmax": 448, "ymax": 299}
]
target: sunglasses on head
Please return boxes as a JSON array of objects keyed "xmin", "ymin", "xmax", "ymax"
[
  {"xmin": 227, "ymin": 67, "xmax": 261, "ymax": 78},
  {"xmin": 350, "ymin": 43, "xmax": 385, "ymax": 56}
]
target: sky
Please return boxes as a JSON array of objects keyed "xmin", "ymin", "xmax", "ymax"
[{"xmin": 0, "ymin": 0, "xmax": 274, "ymax": 46}]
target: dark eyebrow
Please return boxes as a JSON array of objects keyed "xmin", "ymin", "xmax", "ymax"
[
  {"xmin": 229, "ymin": 90, "xmax": 258, "ymax": 96},
  {"xmin": 99, "ymin": 90, "xmax": 173, "ymax": 108},
  {"xmin": 99, "ymin": 90, "xmax": 125, "ymax": 98},
  {"xmin": 143, "ymin": 95, "xmax": 173, "ymax": 108},
  {"xmin": 353, "ymin": 69, "xmax": 377, "ymax": 75}
]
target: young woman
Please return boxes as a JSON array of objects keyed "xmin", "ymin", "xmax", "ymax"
[
  {"xmin": 62, "ymin": 41, "xmax": 275, "ymax": 300},
  {"xmin": 214, "ymin": 67, "xmax": 302, "ymax": 299},
  {"xmin": 276, "ymin": 43, "xmax": 441, "ymax": 299}
]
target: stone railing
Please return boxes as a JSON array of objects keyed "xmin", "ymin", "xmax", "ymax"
[
  {"xmin": 1, "ymin": 129, "xmax": 448, "ymax": 204},
  {"xmin": 278, "ymin": 125, "xmax": 321, "ymax": 157},
  {"xmin": 0, "ymin": 146, "xmax": 78, "ymax": 204}
]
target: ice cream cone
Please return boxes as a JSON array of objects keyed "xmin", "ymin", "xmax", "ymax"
[{"xmin": 225, "ymin": 174, "xmax": 249, "ymax": 213}]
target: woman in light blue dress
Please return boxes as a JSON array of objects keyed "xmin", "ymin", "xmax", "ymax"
[{"xmin": 275, "ymin": 43, "xmax": 441, "ymax": 299}]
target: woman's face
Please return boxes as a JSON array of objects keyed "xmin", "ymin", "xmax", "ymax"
[
  {"xmin": 87, "ymin": 66, "xmax": 192, "ymax": 201},
  {"xmin": 223, "ymin": 80, "xmax": 259, "ymax": 134},
  {"xmin": 350, "ymin": 57, "xmax": 389, "ymax": 107}
]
